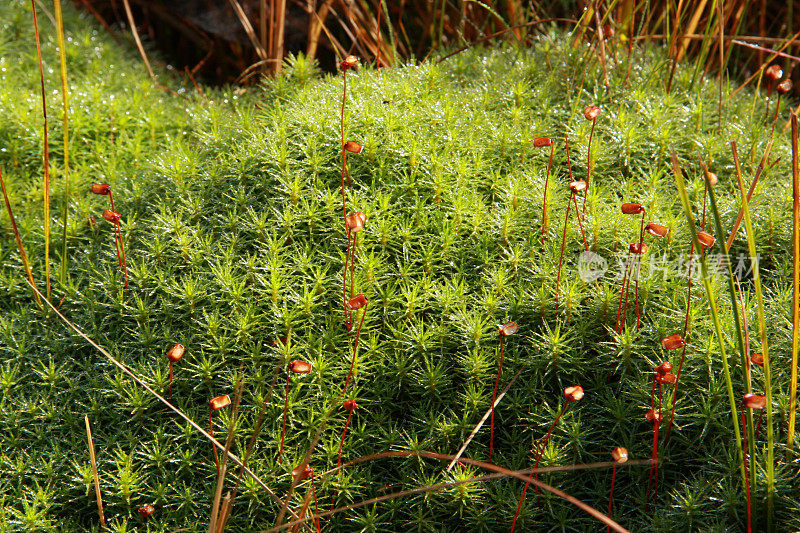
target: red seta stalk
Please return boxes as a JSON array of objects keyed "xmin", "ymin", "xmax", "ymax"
[
  {"xmin": 607, "ymin": 447, "xmax": 628, "ymax": 533},
  {"xmin": 489, "ymin": 322, "xmax": 518, "ymax": 461},
  {"xmin": 342, "ymin": 295, "xmax": 368, "ymax": 395},
  {"xmin": 664, "ymin": 177, "xmax": 712, "ymax": 441},
  {"xmin": 93, "ymin": 184, "xmax": 129, "ymax": 293},
  {"xmin": 616, "ymin": 203, "xmax": 645, "ymax": 333},
  {"xmin": 534, "ymin": 137, "xmax": 555, "ymax": 246},
  {"xmin": 582, "ymin": 106, "xmax": 601, "ymax": 218},
  {"xmin": 292, "ymin": 464, "xmax": 322, "ymax": 533},
  {"xmin": 165, "ymin": 344, "xmax": 183, "ymax": 399},
  {"xmin": 615, "ymin": 251, "xmax": 632, "ymax": 334},
  {"xmin": 279, "ymin": 371, "xmax": 291, "ymax": 463},
  {"xmin": 336, "ymin": 399, "xmax": 359, "ymax": 468},
  {"xmin": 571, "ymin": 188, "xmax": 589, "ymax": 251},
  {"xmin": 741, "ymin": 408, "xmax": 752, "ymax": 533},
  {"xmin": 339, "ymin": 56, "xmax": 358, "ymax": 326},
  {"xmin": 209, "ymin": 395, "xmax": 231, "ymax": 474},
  {"xmin": 633, "ymin": 211, "xmax": 646, "ymax": 330},
  {"xmin": 644, "ymin": 407, "xmax": 662, "ymax": 511},
  {"xmin": 279, "ymin": 360, "xmax": 312, "ymax": 463},
  {"xmin": 555, "ymin": 177, "xmax": 587, "ymax": 308},
  {"xmin": 564, "ymin": 134, "xmax": 589, "ymax": 241},
  {"xmin": 646, "ymin": 361, "xmax": 675, "ymax": 510},
  {"xmin": 510, "ymin": 386, "xmax": 583, "ymax": 532},
  {"xmin": 343, "ymin": 227, "xmax": 352, "ymax": 329},
  {"xmin": 555, "ymin": 190, "xmax": 572, "ymax": 309}
]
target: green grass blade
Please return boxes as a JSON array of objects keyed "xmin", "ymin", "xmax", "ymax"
[
  {"xmin": 703, "ymin": 158, "xmax": 757, "ymax": 514},
  {"xmin": 54, "ymin": 0, "xmax": 70, "ymax": 284},
  {"xmin": 672, "ymin": 149, "xmax": 747, "ymax": 493},
  {"xmin": 731, "ymin": 142, "xmax": 775, "ymax": 531}
]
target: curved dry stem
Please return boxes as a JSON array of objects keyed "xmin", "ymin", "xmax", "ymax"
[
  {"xmin": 265, "ymin": 451, "xmax": 646, "ymax": 533},
  {"xmin": 446, "ymin": 368, "xmax": 523, "ymax": 471},
  {"xmin": 28, "ymin": 281, "xmax": 297, "ymax": 522}
]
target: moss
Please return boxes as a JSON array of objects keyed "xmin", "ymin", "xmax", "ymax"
[{"xmin": 1, "ymin": 1, "xmax": 799, "ymax": 531}]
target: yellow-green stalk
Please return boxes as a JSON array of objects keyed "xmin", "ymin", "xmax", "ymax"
[
  {"xmin": 54, "ymin": 0, "xmax": 71, "ymax": 284},
  {"xmin": 30, "ymin": 0, "xmax": 51, "ymax": 301},
  {"xmin": 732, "ymin": 142, "xmax": 775, "ymax": 531},
  {"xmin": 789, "ymin": 113, "xmax": 799, "ymax": 449},
  {"xmin": 672, "ymin": 149, "xmax": 747, "ymax": 495}
]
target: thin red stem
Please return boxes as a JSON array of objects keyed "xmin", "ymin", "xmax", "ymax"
[
  {"xmin": 108, "ymin": 193, "xmax": 122, "ymax": 268},
  {"xmin": 583, "ymin": 118, "xmax": 596, "ymax": 217},
  {"xmin": 168, "ymin": 361, "xmax": 173, "ymax": 399},
  {"xmin": 572, "ymin": 191, "xmax": 589, "ymax": 252},
  {"xmin": 565, "ymin": 134, "xmax": 573, "ymax": 181},
  {"xmin": 634, "ymin": 211, "xmax": 646, "ymax": 331},
  {"xmin": 510, "ymin": 404, "xmax": 567, "ymax": 531},
  {"xmin": 489, "ymin": 336, "xmax": 505, "ymax": 461},
  {"xmin": 606, "ymin": 465, "xmax": 617, "ymax": 533},
  {"xmin": 311, "ymin": 470, "xmax": 322, "ymax": 533},
  {"xmin": 210, "ymin": 408, "xmax": 219, "ymax": 474},
  {"xmin": 615, "ymin": 253, "xmax": 632, "ymax": 333},
  {"xmin": 645, "ymin": 420, "xmax": 660, "ymax": 511},
  {"xmin": 555, "ymin": 193, "xmax": 573, "ymax": 308},
  {"xmin": 741, "ymin": 409, "xmax": 752, "ymax": 533},
  {"xmin": 771, "ymin": 94, "xmax": 782, "ymax": 136},
  {"xmin": 336, "ymin": 410, "xmax": 355, "ymax": 468},
  {"xmin": 541, "ymin": 144, "xmax": 554, "ymax": 245},
  {"xmin": 343, "ymin": 303, "xmax": 368, "ymax": 395},
  {"xmin": 116, "ymin": 221, "xmax": 128, "ymax": 292},
  {"xmin": 279, "ymin": 371, "xmax": 290, "ymax": 463},
  {"xmin": 621, "ymin": 256, "xmax": 632, "ymax": 332},
  {"xmin": 343, "ymin": 229, "xmax": 352, "ymax": 330},
  {"xmin": 349, "ymin": 232, "xmax": 357, "ymax": 301},
  {"xmin": 665, "ymin": 191, "xmax": 704, "ymax": 441},
  {"xmin": 112, "ymin": 223, "xmax": 123, "ymax": 267}
]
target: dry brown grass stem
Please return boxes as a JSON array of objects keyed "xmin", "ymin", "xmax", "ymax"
[
  {"xmin": 28, "ymin": 281, "xmax": 301, "ymax": 522},
  {"xmin": 121, "ymin": 0, "xmax": 154, "ymax": 79},
  {"xmin": 731, "ymin": 40, "xmax": 800, "ymax": 61},
  {"xmin": 85, "ymin": 415, "xmax": 106, "ymax": 528},
  {"xmin": 635, "ymin": 33, "xmax": 800, "ymax": 44},
  {"xmin": 446, "ymin": 368, "xmax": 523, "ymax": 471},
  {"xmin": 216, "ymin": 360, "xmax": 285, "ymax": 531},
  {"xmin": 263, "ymin": 451, "xmax": 649, "ymax": 533},
  {"xmin": 727, "ymin": 29, "xmax": 800, "ymax": 101},
  {"xmin": 209, "ymin": 365, "xmax": 245, "ymax": 533},
  {"xmin": 227, "ymin": 0, "xmax": 269, "ymax": 61},
  {"xmin": 725, "ymin": 141, "xmax": 773, "ymax": 251}
]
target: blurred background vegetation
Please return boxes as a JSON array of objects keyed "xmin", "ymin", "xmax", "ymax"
[{"xmin": 72, "ymin": 0, "xmax": 799, "ymax": 86}]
